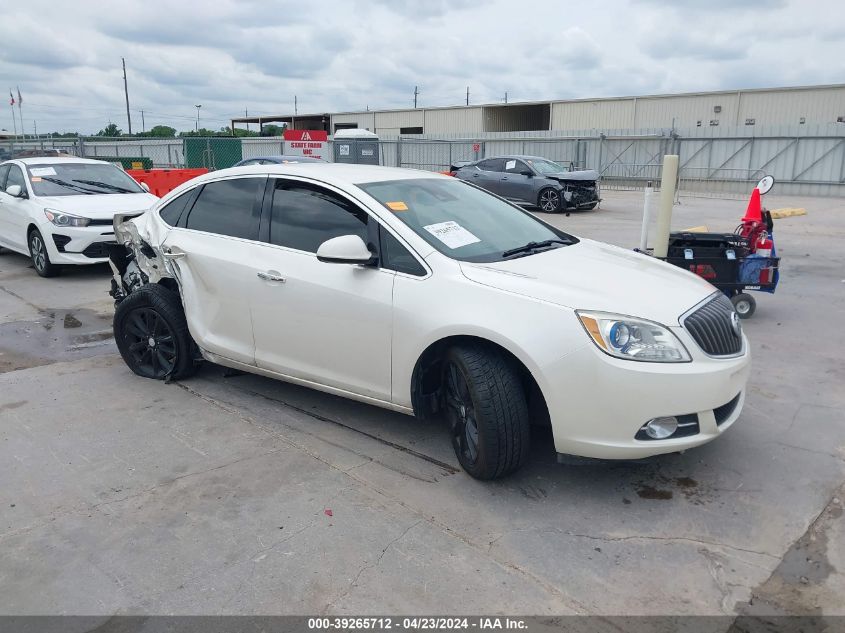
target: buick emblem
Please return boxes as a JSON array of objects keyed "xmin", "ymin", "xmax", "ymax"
[{"xmin": 730, "ymin": 311, "xmax": 742, "ymax": 337}]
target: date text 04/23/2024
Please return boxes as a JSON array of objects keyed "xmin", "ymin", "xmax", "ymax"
[{"xmin": 307, "ymin": 617, "xmax": 527, "ymax": 630}]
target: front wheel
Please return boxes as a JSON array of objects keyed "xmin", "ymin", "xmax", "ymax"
[
  {"xmin": 29, "ymin": 229, "xmax": 61, "ymax": 277},
  {"xmin": 537, "ymin": 188, "xmax": 562, "ymax": 213},
  {"xmin": 114, "ymin": 284, "xmax": 199, "ymax": 380},
  {"xmin": 731, "ymin": 292, "xmax": 756, "ymax": 319},
  {"xmin": 442, "ymin": 345, "xmax": 530, "ymax": 479}
]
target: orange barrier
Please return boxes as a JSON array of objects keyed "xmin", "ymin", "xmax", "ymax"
[{"xmin": 127, "ymin": 168, "xmax": 209, "ymax": 197}]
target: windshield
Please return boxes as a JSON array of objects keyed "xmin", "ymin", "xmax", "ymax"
[
  {"xmin": 359, "ymin": 178, "xmax": 577, "ymax": 263},
  {"xmin": 25, "ymin": 162, "xmax": 145, "ymax": 196},
  {"xmin": 527, "ymin": 158, "xmax": 567, "ymax": 175}
]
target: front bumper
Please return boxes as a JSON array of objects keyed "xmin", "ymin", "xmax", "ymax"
[
  {"xmin": 541, "ymin": 330, "xmax": 751, "ymax": 459},
  {"xmin": 40, "ymin": 221, "xmax": 116, "ymax": 265}
]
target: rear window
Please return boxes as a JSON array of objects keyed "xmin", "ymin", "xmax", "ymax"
[{"xmin": 183, "ymin": 178, "xmax": 262, "ymax": 239}]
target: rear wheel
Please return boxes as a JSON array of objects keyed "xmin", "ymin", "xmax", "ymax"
[
  {"xmin": 29, "ymin": 229, "xmax": 61, "ymax": 277},
  {"xmin": 537, "ymin": 188, "xmax": 561, "ymax": 213},
  {"xmin": 442, "ymin": 345, "xmax": 530, "ymax": 479},
  {"xmin": 731, "ymin": 292, "xmax": 756, "ymax": 319},
  {"xmin": 114, "ymin": 284, "xmax": 199, "ymax": 380}
]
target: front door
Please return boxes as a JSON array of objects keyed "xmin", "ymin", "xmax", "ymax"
[
  {"xmin": 499, "ymin": 159, "xmax": 534, "ymax": 203},
  {"xmin": 162, "ymin": 175, "xmax": 266, "ymax": 365},
  {"xmin": 250, "ymin": 178, "xmax": 394, "ymax": 401},
  {"xmin": 0, "ymin": 164, "xmax": 33, "ymax": 252}
]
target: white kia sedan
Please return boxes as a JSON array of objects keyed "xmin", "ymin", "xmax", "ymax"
[
  {"xmin": 108, "ymin": 164, "xmax": 750, "ymax": 479},
  {"xmin": 0, "ymin": 157, "xmax": 159, "ymax": 277}
]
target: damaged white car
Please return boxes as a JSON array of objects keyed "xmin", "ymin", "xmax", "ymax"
[{"xmin": 108, "ymin": 164, "xmax": 750, "ymax": 479}]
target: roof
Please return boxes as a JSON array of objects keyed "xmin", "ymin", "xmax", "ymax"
[
  {"xmin": 13, "ymin": 156, "xmax": 112, "ymax": 165},
  {"xmin": 211, "ymin": 163, "xmax": 447, "ymax": 185}
]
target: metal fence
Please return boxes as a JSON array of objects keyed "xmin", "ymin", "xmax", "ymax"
[{"xmin": 3, "ymin": 122, "xmax": 844, "ymax": 197}]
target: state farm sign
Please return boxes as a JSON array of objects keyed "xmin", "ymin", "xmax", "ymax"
[{"xmin": 283, "ymin": 129, "xmax": 328, "ymax": 160}]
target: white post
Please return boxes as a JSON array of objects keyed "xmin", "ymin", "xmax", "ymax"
[
  {"xmin": 639, "ymin": 181, "xmax": 655, "ymax": 252},
  {"xmin": 652, "ymin": 155, "xmax": 679, "ymax": 259}
]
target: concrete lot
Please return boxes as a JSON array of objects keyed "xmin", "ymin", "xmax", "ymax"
[{"xmin": 0, "ymin": 190, "xmax": 843, "ymax": 616}]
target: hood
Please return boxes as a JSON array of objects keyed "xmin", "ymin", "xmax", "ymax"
[
  {"xmin": 459, "ymin": 238, "xmax": 716, "ymax": 325},
  {"xmin": 545, "ymin": 169, "xmax": 599, "ymax": 182},
  {"xmin": 36, "ymin": 192, "xmax": 159, "ymax": 220}
]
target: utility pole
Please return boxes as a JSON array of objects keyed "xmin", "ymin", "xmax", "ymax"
[
  {"xmin": 140, "ymin": 110, "xmax": 145, "ymax": 133},
  {"xmin": 413, "ymin": 86, "xmax": 419, "ymax": 108},
  {"xmin": 122, "ymin": 58, "xmax": 132, "ymax": 135},
  {"xmin": 504, "ymin": 91, "xmax": 508, "ymax": 104},
  {"xmin": 466, "ymin": 86, "xmax": 470, "ymax": 106},
  {"xmin": 195, "ymin": 104, "xmax": 202, "ymax": 133},
  {"xmin": 245, "ymin": 108, "xmax": 249, "ymax": 133},
  {"xmin": 33, "ymin": 120, "xmax": 37, "ymax": 138},
  {"xmin": 294, "ymin": 95, "xmax": 298, "ymax": 115}
]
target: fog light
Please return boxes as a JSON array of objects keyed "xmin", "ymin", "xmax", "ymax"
[{"xmin": 644, "ymin": 416, "xmax": 678, "ymax": 439}]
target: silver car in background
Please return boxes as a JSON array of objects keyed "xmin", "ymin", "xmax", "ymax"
[{"xmin": 455, "ymin": 155, "xmax": 600, "ymax": 212}]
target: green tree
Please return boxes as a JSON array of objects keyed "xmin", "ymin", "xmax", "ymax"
[
  {"xmin": 96, "ymin": 123, "xmax": 122, "ymax": 137},
  {"xmin": 145, "ymin": 125, "xmax": 177, "ymax": 138},
  {"xmin": 259, "ymin": 124, "xmax": 284, "ymax": 137}
]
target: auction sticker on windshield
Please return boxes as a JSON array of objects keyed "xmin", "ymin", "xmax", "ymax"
[
  {"xmin": 30, "ymin": 167, "xmax": 57, "ymax": 176},
  {"xmin": 423, "ymin": 221, "xmax": 480, "ymax": 249}
]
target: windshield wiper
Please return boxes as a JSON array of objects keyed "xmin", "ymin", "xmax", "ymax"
[
  {"xmin": 72, "ymin": 179, "xmax": 135, "ymax": 193},
  {"xmin": 502, "ymin": 239, "xmax": 570, "ymax": 258},
  {"xmin": 39, "ymin": 177, "xmax": 98, "ymax": 195}
]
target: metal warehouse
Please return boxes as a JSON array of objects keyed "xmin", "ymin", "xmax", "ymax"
[{"xmin": 231, "ymin": 84, "xmax": 845, "ymax": 136}]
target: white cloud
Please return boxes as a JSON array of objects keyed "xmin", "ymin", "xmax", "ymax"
[{"xmin": 0, "ymin": 0, "xmax": 843, "ymax": 134}]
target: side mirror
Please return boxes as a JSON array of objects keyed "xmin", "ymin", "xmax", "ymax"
[
  {"xmin": 140, "ymin": 182, "xmax": 151, "ymax": 192},
  {"xmin": 5, "ymin": 184, "xmax": 24, "ymax": 198},
  {"xmin": 520, "ymin": 169, "xmax": 533, "ymax": 177},
  {"xmin": 316, "ymin": 234, "xmax": 374, "ymax": 265}
]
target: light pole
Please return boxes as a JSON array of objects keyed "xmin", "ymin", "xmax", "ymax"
[{"xmin": 195, "ymin": 104, "xmax": 202, "ymax": 133}]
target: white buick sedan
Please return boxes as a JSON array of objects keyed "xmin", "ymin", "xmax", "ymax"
[
  {"xmin": 0, "ymin": 157, "xmax": 158, "ymax": 277},
  {"xmin": 108, "ymin": 164, "xmax": 750, "ymax": 479}
]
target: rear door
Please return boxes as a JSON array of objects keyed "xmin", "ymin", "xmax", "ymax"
[
  {"xmin": 249, "ymin": 178, "xmax": 395, "ymax": 400},
  {"xmin": 161, "ymin": 175, "xmax": 266, "ymax": 365},
  {"xmin": 499, "ymin": 158, "xmax": 534, "ymax": 203},
  {"xmin": 464, "ymin": 158, "xmax": 505, "ymax": 195}
]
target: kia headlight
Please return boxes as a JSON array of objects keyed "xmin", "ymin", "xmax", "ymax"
[
  {"xmin": 577, "ymin": 311, "xmax": 691, "ymax": 363},
  {"xmin": 44, "ymin": 209, "xmax": 91, "ymax": 227}
]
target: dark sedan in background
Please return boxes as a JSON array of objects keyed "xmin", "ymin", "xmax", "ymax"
[{"xmin": 455, "ymin": 155, "xmax": 600, "ymax": 212}]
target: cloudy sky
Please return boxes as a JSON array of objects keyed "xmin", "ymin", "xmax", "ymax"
[{"xmin": 1, "ymin": 0, "xmax": 843, "ymax": 134}]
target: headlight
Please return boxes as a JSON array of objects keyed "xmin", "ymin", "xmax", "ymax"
[
  {"xmin": 44, "ymin": 209, "xmax": 91, "ymax": 227},
  {"xmin": 577, "ymin": 311, "xmax": 691, "ymax": 363}
]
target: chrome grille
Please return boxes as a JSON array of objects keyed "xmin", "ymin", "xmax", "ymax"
[{"xmin": 683, "ymin": 294, "xmax": 743, "ymax": 356}]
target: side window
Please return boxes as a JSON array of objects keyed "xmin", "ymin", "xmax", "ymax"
[
  {"xmin": 477, "ymin": 158, "xmax": 504, "ymax": 172},
  {"xmin": 6, "ymin": 165, "xmax": 26, "ymax": 191},
  {"xmin": 159, "ymin": 190, "xmax": 194, "ymax": 226},
  {"xmin": 0, "ymin": 165, "xmax": 10, "ymax": 190},
  {"xmin": 183, "ymin": 178, "xmax": 261, "ymax": 239},
  {"xmin": 505, "ymin": 159, "xmax": 528, "ymax": 174},
  {"xmin": 379, "ymin": 227, "xmax": 426, "ymax": 277},
  {"xmin": 269, "ymin": 180, "xmax": 368, "ymax": 253}
]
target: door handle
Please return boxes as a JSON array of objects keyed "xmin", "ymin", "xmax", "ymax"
[
  {"xmin": 257, "ymin": 271, "xmax": 286, "ymax": 282},
  {"xmin": 162, "ymin": 251, "xmax": 186, "ymax": 260}
]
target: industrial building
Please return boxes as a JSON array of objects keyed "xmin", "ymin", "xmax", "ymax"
[{"xmin": 231, "ymin": 84, "xmax": 845, "ymax": 136}]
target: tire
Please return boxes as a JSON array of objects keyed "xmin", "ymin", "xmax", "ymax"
[
  {"xmin": 28, "ymin": 228, "xmax": 61, "ymax": 278},
  {"xmin": 537, "ymin": 188, "xmax": 562, "ymax": 213},
  {"xmin": 731, "ymin": 293, "xmax": 756, "ymax": 319},
  {"xmin": 442, "ymin": 345, "xmax": 530, "ymax": 479},
  {"xmin": 113, "ymin": 284, "xmax": 199, "ymax": 380}
]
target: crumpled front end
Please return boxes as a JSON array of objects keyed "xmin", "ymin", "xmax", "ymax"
[{"xmin": 107, "ymin": 212, "xmax": 175, "ymax": 304}]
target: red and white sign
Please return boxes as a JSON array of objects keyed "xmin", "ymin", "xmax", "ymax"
[{"xmin": 283, "ymin": 129, "xmax": 328, "ymax": 160}]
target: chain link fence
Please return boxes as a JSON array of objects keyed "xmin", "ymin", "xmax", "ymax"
[{"xmin": 3, "ymin": 124, "xmax": 844, "ymax": 197}]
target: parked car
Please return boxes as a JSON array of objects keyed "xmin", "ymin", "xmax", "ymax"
[
  {"xmin": 0, "ymin": 157, "xmax": 159, "ymax": 276},
  {"xmin": 107, "ymin": 164, "xmax": 749, "ymax": 479},
  {"xmin": 455, "ymin": 155, "xmax": 600, "ymax": 212},
  {"xmin": 234, "ymin": 155, "xmax": 326, "ymax": 166}
]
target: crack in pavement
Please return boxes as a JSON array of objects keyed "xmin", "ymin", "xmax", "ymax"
[{"xmin": 323, "ymin": 519, "xmax": 423, "ymax": 614}]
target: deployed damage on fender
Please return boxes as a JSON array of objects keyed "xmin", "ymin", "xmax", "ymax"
[{"xmin": 107, "ymin": 211, "xmax": 176, "ymax": 304}]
